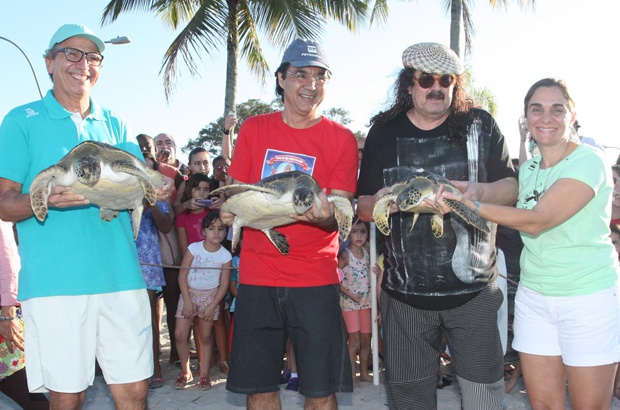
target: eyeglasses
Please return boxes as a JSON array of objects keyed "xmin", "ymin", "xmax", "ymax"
[
  {"xmin": 215, "ymin": 165, "xmax": 230, "ymax": 171},
  {"xmin": 55, "ymin": 47, "xmax": 104, "ymax": 66},
  {"xmin": 414, "ymin": 73, "xmax": 456, "ymax": 89},
  {"xmin": 286, "ymin": 71, "xmax": 329, "ymax": 85}
]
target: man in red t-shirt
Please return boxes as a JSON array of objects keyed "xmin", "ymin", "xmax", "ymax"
[{"xmin": 223, "ymin": 39, "xmax": 358, "ymax": 409}]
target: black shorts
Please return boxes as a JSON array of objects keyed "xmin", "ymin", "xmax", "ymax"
[{"xmin": 226, "ymin": 284, "xmax": 353, "ymax": 398}]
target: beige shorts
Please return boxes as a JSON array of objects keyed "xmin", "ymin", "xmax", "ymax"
[
  {"xmin": 176, "ymin": 288, "xmax": 220, "ymax": 321},
  {"xmin": 22, "ymin": 289, "xmax": 153, "ymax": 393}
]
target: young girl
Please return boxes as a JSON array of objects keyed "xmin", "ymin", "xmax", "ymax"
[
  {"xmin": 175, "ymin": 173, "xmax": 212, "ymax": 255},
  {"xmin": 338, "ymin": 218, "xmax": 372, "ymax": 385},
  {"xmin": 174, "ymin": 147, "xmax": 216, "ymax": 215},
  {"xmin": 176, "ymin": 172, "xmax": 230, "ymax": 374},
  {"xmin": 174, "ymin": 213, "xmax": 232, "ymax": 391}
]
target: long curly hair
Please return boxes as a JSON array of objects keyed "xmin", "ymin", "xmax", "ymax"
[{"xmin": 369, "ymin": 68, "xmax": 476, "ymax": 145}]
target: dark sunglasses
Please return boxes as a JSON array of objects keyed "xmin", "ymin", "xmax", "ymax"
[{"xmin": 414, "ymin": 73, "xmax": 456, "ymax": 89}]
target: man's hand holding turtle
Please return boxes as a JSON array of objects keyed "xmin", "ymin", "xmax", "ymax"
[
  {"xmin": 219, "ymin": 211, "xmax": 236, "ymax": 227},
  {"xmin": 155, "ymin": 176, "xmax": 174, "ymax": 201},
  {"xmin": 290, "ymin": 188, "xmax": 337, "ymax": 230},
  {"xmin": 47, "ymin": 185, "xmax": 90, "ymax": 209}
]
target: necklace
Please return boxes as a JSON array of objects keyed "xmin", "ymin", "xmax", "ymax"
[{"xmin": 531, "ymin": 141, "xmax": 572, "ymax": 202}]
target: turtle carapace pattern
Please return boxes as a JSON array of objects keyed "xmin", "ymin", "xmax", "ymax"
[
  {"xmin": 372, "ymin": 170, "xmax": 489, "ymax": 237},
  {"xmin": 210, "ymin": 171, "xmax": 353, "ymax": 255},
  {"xmin": 29, "ymin": 141, "xmax": 165, "ymax": 239}
]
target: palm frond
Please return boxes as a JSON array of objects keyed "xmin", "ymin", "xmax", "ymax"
[
  {"xmin": 248, "ymin": 0, "xmax": 324, "ymax": 47},
  {"xmin": 312, "ymin": 0, "xmax": 368, "ymax": 31},
  {"xmin": 237, "ymin": 2, "xmax": 270, "ymax": 86},
  {"xmin": 160, "ymin": 0, "xmax": 228, "ymax": 99},
  {"xmin": 367, "ymin": 0, "xmax": 390, "ymax": 27},
  {"xmin": 461, "ymin": 0, "xmax": 475, "ymax": 56},
  {"xmin": 101, "ymin": 0, "xmax": 159, "ymax": 25},
  {"xmin": 152, "ymin": 0, "xmax": 200, "ymax": 29}
]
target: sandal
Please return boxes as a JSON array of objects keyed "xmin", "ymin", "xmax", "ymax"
[
  {"xmin": 173, "ymin": 372, "xmax": 193, "ymax": 389},
  {"xmin": 219, "ymin": 360, "xmax": 230, "ymax": 375},
  {"xmin": 197, "ymin": 376, "xmax": 212, "ymax": 391},
  {"xmin": 148, "ymin": 376, "xmax": 164, "ymax": 389}
]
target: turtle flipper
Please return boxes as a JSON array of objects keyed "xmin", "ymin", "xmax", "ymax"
[
  {"xmin": 112, "ymin": 161, "xmax": 158, "ymax": 205},
  {"xmin": 230, "ymin": 223, "xmax": 242, "ymax": 253},
  {"xmin": 130, "ymin": 204, "xmax": 144, "ymax": 240},
  {"xmin": 410, "ymin": 212, "xmax": 420, "ymax": 233},
  {"xmin": 373, "ymin": 194, "xmax": 397, "ymax": 236},
  {"xmin": 263, "ymin": 228, "xmax": 289, "ymax": 255},
  {"xmin": 100, "ymin": 208, "xmax": 119, "ymax": 221},
  {"xmin": 29, "ymin": 165, "xmax": 66, "ymax": 221},
  {"xmin": 328, "ymin": 194, "xmax": 353, "ymax": 241},
  {"xmin": 443, "ymin": 198, "xmax": 490, "ymax": 233},
  {"xmin": 430, "ymin": 214, "xmax": 444, "ymax": 238}
]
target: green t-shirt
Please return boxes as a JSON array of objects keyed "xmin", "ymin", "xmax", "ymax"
[
  {"xmin": 517, "ymin": 145, "xmax": 619, "ymax": 296},
  {"xmin": 0, "ymin": 90, "xmax": 145, "ymax": 300}
]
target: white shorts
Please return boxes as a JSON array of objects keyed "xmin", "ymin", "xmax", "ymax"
[
  {"xmin": 22, "ymin": 289, "xmax": 153, "ymax": 393},
  {"xmin": 513, "ymin": 284, "xmax": 620, "ymax": 366}
]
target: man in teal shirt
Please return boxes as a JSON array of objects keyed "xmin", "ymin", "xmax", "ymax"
[{"xmin": 0, "ymin": 24, "xmax": 171, "ymax": 409}]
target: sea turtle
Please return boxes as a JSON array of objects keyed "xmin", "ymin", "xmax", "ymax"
[
  {"xmin": 210, "ymin": 171, "xmax": 353, "ymax": 255},
  {"xmin": 29, "ymin": 140, "xmax": 165, "ymax": 239},
  {"xmin": 373, "ymin": 171, "xmax": 489, "ymax": 237}
]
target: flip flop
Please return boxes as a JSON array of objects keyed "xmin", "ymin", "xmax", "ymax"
[{"xmin": 148, "ymin": 376, "xmax": 164, "ymax": 389}]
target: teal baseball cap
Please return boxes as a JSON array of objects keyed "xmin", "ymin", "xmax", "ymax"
[{"xmin": 47, "ymin": 24, "xmax": 105, "ymax": 53}]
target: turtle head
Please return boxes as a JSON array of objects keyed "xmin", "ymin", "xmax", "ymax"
[
  {"xmin": 292, "ymin": 187, "xmax": 315, "ymax": 214},
  {"xmin": 398, "ymin": 188, "xmax": 423, "ymax": 210},
  {"xmin": 75, "ymin": 156, "xmax": 101, "ymax": 186}
]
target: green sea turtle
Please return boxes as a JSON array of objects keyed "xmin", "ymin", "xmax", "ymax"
[
  {"xmin": 373, "ymin": 171, "xmax": 489, "ymax": 237},
  {"xmin": 210, "ymin": 171, "xmax": 353, "ymax": 255},
  {"xmin": 29, "ymin": 140, "xmax": 165, "ymax": 239}
]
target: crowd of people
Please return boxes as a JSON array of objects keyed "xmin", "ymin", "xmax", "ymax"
[{"xmin": 0, "ymin": 22, "xmax": 619, "ymax": 410}]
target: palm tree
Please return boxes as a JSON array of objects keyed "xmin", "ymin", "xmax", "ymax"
[
  {"xmin": 101, "ymin": 0, "xmax": 368, "ymax": 116},
  {"xmin": 367, "ymin": 0, "xmax": 535, "ymax": 57}
]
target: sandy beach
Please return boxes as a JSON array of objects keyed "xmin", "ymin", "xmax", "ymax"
[{"xmin": 2, "ymin": 318, "xmax": 620, "ymax": 409}]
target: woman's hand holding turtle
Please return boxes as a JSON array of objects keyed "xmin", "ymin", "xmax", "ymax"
[{"xmin": 440, "ymin": 189, "xmax": 475, "ymax": 212}]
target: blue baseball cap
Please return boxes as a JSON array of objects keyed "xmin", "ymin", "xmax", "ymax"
[
  {"xmin": 281, "ymin": 39, "xmax": 330, "ymax": 72},
  {"xmin": 47, "ymin": 24, "xmax": 105, "ymax": 53}
]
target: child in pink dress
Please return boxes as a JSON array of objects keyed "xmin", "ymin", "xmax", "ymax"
[{"xmin": 338, "ymin": 218, "xmax": 372, "ymax": 385}]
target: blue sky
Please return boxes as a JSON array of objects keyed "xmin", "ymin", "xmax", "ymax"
[{"xmin": 1, "ymin": 0, "xmax": 619, "ymax": 162}]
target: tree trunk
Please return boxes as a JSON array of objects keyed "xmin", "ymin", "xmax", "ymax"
[
  {"xmin": 450, "ymin": 0, "xmax": 462, "ymax": 56},
  {"xmin": 224, "ymin": 0, "xmax": 239, "ymax": 116}
]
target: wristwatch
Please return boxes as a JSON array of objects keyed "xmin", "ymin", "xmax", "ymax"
[
  {"xmin": 223, "ymin": 129, "xmax": 230, "ymax": 135},
  {"xmin": 0, "ymin": 315, "xmax": 15, "ymax": 321}
]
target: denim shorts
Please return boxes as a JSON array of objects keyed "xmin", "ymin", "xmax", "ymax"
[{"xmin": 226, "ymin": 284, "xmax": 352, "ymax": 398}]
